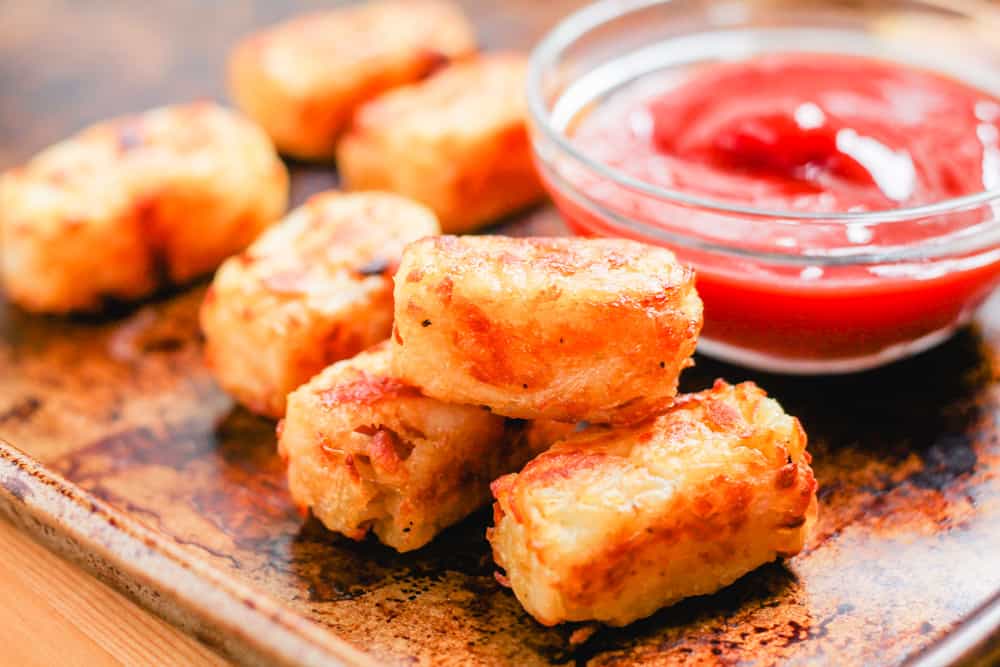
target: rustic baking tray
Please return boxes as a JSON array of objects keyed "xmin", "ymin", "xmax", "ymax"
[{"xmin": 2, "ymin": 1, "xmax": 1000, "ymax": 665}]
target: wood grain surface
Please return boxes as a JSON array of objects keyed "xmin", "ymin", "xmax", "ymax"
[
  {"xmin": 0, "ymin": 518, "xmax": 228, "ymax": 667},
  {"xmin": 1, "ymin": 1, "xmax": 1000, "ymax": 666}
]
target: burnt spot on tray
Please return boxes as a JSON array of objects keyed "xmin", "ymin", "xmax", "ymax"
[
  {"xmin": 107, "ymin": 306, "xmax": 195, "ymax": 361},
  {"xmin": 908, "ymin": 434, "xmax": 978, "ymax": 490}
]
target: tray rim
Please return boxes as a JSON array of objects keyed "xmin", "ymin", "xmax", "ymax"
[
  {"xmin": 904, "ymin": 591, "xmax": 1000, "ymax": 667},
  {"xmin": 0, "ymin": 437, "xmax": 375, "ymax": 667},
  {"xmin": 1, "ymin": 434, "xmax": 998, "ymax": 667}
]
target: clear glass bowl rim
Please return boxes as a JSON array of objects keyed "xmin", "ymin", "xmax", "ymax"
[{"xmin": 526, "ymin": 0, "xmax": 1000, "ymax": 225}]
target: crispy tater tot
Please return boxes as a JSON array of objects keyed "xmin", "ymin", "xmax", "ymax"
[
  {"xmin": 391, "ymin": 235, "xmax": 703, "ymax": 424},
  {"xmin": 228, "ymin": 0, "xmax": 476, "ymax": 160},
  {"xmin": 488, "ymin": 380, "xmax": 818, "ymax": 627},
  {"xmin": 200, "ymin": 191, "xmax": 440, "ymax": 418},
  {"xmin": 0, "ymin": 102, "xmax": 288, "ymax": 313},
  {"xmin": 337, "ymin": 53, "xmax": 544, "ymax": 233},
  {"xmin": 278, "ymin": 344, "xmax": 572, "ymax": 552}
]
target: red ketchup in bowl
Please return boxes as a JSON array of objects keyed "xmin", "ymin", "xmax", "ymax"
[{"xmin": 553, "ymin": 53, "xmax": 1000, "ymax": 372}]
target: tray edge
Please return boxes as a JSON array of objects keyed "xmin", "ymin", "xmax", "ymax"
[
  {"xmin": 2, "ymin": 432, "xmax": 999, "ymax": 667},
  {"xmin": 0, "ymin": 438, "xmax": 379, "ymax": 667}
]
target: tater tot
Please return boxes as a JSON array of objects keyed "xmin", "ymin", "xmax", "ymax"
[
  {"xmin": 391, "ymin": 235, "xmax": 703, "ymax": 424},
  {"xmin": 278, "ymin": 344, "xmax": 572, "ymax": 552},
  {"xmin": 200, "ymin": 191, "xmax": 440, "ymax": 418},
  {"xmin": 228, "ymin": 0, "xmax": 476, "ymax": 160},
  {"xmin": 337, "ymin": 53, "xmax": 544, "ymax": 233},
  {"xmin": 0, "ymin": 102, "xmax": 288, "ymax": 313},
  {"xmin": 488, "ymin": 380, "xmax": 818, "ymax": 627}
]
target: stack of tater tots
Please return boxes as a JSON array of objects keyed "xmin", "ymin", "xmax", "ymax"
[
  {"xmin": 263, "ymin": 232, "xmax": 817, "ymax": 628},
  {"xmin": 0, "ymin": 0, "xmax": 818, "ymax": 629}
]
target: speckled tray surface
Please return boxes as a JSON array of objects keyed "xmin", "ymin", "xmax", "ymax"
[{"xmin": 1, "ymin": 2, "xmax": 1000, "ymax": 665}]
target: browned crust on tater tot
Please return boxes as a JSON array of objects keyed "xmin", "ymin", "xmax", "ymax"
[
  {"xmin": 391, "ymin": 235, "xmax": 703, "ymax": 424},
  {"xmin": 278, "ymin": 344, "xmax": 571, "ymax": 552},
  {"xmin": 488, "ymin": 380, "xmax": 818, "ymax": 626},
  {"xmin": 200, "ymin": 191, "xmax": 440, "ymax": 418}
]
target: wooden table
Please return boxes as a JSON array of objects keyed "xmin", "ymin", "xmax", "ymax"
[{"xmin": 0, "ymin": 518, "xmax": 226, "ymax": 666}]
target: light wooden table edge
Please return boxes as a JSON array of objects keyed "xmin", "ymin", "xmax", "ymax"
[{"xmin": 0, "ymin": 516, "xmax": 229, "ymax": 667}]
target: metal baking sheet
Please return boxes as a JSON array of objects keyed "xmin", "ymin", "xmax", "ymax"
[{"xmin": 1, "ymin": 2, "xmax": 999, "ymax": 664}]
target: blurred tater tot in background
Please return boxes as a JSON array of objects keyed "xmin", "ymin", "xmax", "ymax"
[{"xmin": 228, "ymin": 0, "xmax": 477, "ymax": 160}]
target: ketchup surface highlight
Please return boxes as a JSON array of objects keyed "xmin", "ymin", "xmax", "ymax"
[{"xmin": 574, "ymin": 53, "xmax": 1000, "ymax": 213}]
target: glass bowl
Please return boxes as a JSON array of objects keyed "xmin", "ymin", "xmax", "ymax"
[{"xmin": 528, "ymin": 0, "xmax": 1000, "ymax": 373}]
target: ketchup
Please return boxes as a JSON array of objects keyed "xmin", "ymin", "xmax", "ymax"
[{"xmin": 554, "ymin": 53, "xmax": 1000, "ymax": 369}]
